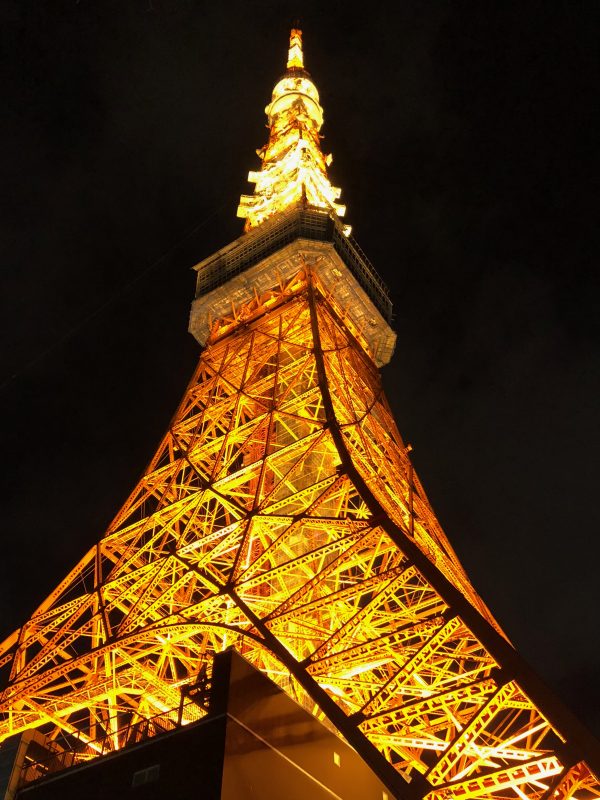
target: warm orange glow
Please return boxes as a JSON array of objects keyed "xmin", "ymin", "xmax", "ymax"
[
  {"xmin": 237, "ymin": 28, "xmax": 349, "ymax": 231},
  {"xmin": 0, "ymin": 28, "xmax": 598, "ymax": 800},
  {"xmin": 1, "ymin": 271, "xmax": 598, "ymax": 799}
]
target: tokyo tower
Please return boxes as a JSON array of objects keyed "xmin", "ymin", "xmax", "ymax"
[{"xmin": 1, "ymin": 28, "xmax": 599, "ymax": 800}]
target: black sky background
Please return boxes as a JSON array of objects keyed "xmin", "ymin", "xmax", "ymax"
[{"xmin": 2, "ymin": 2, "xmax": 599, "ymax": 735}]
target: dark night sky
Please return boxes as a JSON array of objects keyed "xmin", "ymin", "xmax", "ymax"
[{"xmin": 2, "ymin": 3, "xmax": 599, "ymax": 735}]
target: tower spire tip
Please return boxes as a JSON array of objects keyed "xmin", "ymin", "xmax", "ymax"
[
  {"xmin": 287, "ymin": 27, "xmax": 304, "ymax": 70},
  {"xmin": 238, "ymin": 26, "xmax": 347, "ymax": 230}
]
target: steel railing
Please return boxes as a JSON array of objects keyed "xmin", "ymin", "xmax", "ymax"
[{"xmin": 195, "ymin": 203, "xmax": 393, "ymax": 323}]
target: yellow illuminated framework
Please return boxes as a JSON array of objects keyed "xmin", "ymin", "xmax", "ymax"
[
  {"xmin": 238, "ymin": 29, "xmax": 348, "ymax": 231},
  {"xmin": 1, "ymin": 29, "xmax": 599, "ymax": 800}
]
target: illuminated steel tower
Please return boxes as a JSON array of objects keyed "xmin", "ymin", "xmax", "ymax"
[{"xmin": 1, "ymin": 29, "xmax": 599, "ymax": 800}]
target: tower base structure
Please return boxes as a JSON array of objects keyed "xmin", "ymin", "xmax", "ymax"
[{"xmin": 4, "ymin": 651, "xmax": 388, "ymax": 800}]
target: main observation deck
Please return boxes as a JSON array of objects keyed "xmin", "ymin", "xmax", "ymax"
[{"xmin": 189, "ymin": 204, "xmax": 396, "ymax": 367}]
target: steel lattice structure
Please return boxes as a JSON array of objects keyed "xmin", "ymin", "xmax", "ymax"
[{"xmin": 1, "ymin": 28, "xmax": 599, "ymax": 800}]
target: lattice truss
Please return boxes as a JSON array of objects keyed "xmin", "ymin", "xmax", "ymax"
[
  {"xmin": 237, "ymin": 28, "xmax": 347, "ymax": 231},
  {"xmin": 0, "ymin": 269, "xmax": 598, "ymax": 800}
]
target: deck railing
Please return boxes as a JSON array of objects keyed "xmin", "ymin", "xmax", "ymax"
[{"xmin": 195, "ymin": 204, "xmax": 393, "ymax": 323}]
